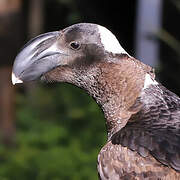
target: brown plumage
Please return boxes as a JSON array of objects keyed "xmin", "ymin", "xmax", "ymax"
[
  {"xmin": 98, "ymin": 141, "xmax": 180, "ymax": 179},
  {"xmin": 12, "ymin": 23, "xmax": 180, "ymax": 179}
]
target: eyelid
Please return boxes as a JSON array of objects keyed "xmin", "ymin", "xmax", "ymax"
[{"xmin": 69, "ymin": 41, "xmax": 81, "ymax": 50}]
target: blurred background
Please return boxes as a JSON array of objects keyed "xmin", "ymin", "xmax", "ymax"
[{"xmin": 0, "ymin": 0, "xmax": 180, "ymax": 179}]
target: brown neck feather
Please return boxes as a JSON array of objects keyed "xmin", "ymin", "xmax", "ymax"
[
  {"xmin": 45, "ymin": 56, "xmax": 153, "ymax": 139},
  {"xmin": 74, "ymin": 57, "xmax": 152, "ymax": 139}
]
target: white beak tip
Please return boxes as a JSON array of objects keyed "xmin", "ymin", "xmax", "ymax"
[{"xmin": 11, "ymin": 72, "xmax": 23, "ymax": 85}]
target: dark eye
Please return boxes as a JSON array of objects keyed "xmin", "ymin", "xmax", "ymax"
[{"xmin": 70, "ymin": 41, "xmax": 81, "ymax": 50}]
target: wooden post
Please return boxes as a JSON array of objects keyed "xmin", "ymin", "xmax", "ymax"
[
  {"xmin": 0, "ymin": 67, "xmax": 15, "ymax": 145},
  {"xmin": 0, "ymin": 0, "xmax": 22, "ymax": 146}
]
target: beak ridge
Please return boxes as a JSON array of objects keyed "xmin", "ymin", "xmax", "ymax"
[{"xmin": 12, "ymin": 31, "xmax": 60, "ymax": 84}]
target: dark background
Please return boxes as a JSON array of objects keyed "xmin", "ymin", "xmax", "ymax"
[{"xmin": 0, "ymin": 0, "xmax": 179, "ymax": 179}]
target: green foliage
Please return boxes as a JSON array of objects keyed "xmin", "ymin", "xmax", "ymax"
[{"xmin": 0, "ymin": 83, "xmax": 106, "ymax": 180}]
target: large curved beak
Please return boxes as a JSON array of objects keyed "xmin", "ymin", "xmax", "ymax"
[{"xmin": 12, "ymin": 31, "xmax": 65, "ymax": 85}]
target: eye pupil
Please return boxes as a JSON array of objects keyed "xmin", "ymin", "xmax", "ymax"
[{"xmin": 70, "ymin": 42, "xmax": 80, "ymax": 50}]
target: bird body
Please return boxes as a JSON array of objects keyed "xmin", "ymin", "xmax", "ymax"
[
  {"xmin": 12, "ymin": 23, "xmax": 180, "ymax": 179},
  {"xmin": 98, "ymin": 81, "xmax": 180, "ymax": 179}
]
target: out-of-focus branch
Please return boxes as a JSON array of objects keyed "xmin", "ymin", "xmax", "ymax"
[
  {"xmin": 0, "ymin": 67, "xmax": 15, "ymax": 146},
  {"xmin": 157, "ymin": 29, "xmax": 180, "ymax": 58},
  {"xmin": 28, "ymin": 0, "xmax": 44, "ymax": 38}
]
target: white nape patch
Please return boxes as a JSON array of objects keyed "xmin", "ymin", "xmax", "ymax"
[
  {"xmin": 143, "ymin": 73, "xmax": 158, "ymax": 90},
  {"xmin": 97, "ymin": 25, "xmax": 129, "ymax": 55},
  {"xmin": 12, "ymin": 72, "xmax": 23, "ymax": 85}
]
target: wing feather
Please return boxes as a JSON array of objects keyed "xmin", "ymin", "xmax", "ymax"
[{"xmin": 111, "ymin": 84, "xmax": 180, "ymax": 172}]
